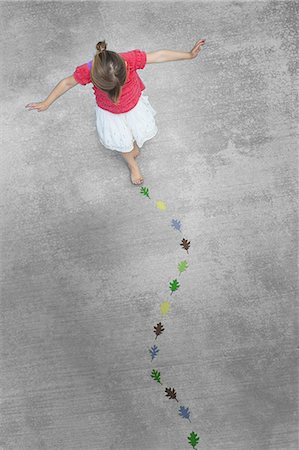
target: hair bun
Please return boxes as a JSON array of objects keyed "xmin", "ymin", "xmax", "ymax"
[{"xmin": 96, "ymin": 40, "xmax": 107, "ymax": 54}]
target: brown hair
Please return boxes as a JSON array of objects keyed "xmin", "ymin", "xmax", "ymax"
[{"xmin": 90, "ymin": 40, "xmax": 127, "ymax": 105}]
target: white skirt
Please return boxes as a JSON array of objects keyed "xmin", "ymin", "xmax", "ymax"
[{"xmin": 95, "ymin": 92, "xmax": 158, "ymax": 152}]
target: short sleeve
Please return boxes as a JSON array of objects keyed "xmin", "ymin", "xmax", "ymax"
[
  {"xmin": 122, "ymin": 49, "xmax": 147, "ymax": 71},
  {"xmin": 73, "ymin": 62, "xmax": 92, "ymax": 85},
  {"xmin": 133, "ymin": 49, "xmax": 147, "ymax": 70}
]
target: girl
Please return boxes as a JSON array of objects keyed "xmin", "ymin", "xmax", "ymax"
[{"xmin": 25, "ymin": 39, "xmax": 205, "ymax": 185}]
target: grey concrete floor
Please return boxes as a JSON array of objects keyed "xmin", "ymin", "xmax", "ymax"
[{"xmin": 1, "ymin": 1, "xmax": 298, "ymax": 449}]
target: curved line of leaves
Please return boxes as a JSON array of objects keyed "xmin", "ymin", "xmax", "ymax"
[{"xmin": 140, "ymin": 186, "xmax": 200, "ymax": 449}]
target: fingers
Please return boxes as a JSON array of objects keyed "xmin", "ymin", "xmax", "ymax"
[
  {"xmin": 196, "ymin": 39, "xmax": 206, "ymax": 47},
  {"xmin": 25, "ymin": 103, "xmax": 40, "ymax": 111},
  {"xmin": 192, "ymin": 39, "xmax": 206, "ymax": 53},
  {"xmin": 191, "ymin": 39, "xmax": 206, "ymax": 58}
]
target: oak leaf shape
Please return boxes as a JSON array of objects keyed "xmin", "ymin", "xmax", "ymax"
[
  {"xmin": 180, "ymin": 238, "xmax": 191, "ymax": 253},
  {"xmin": 165, "ymin": 387, "xmax": 179, "ymax": 402},
  {"xmin": 140, "ymin": 186, "xmax": 150, "ymax": 199},
  {"xmin": 187, "ymin": 431, "xmax": 200, "ymax": 449},
  {"xmin": 149, "ymin": 345, "xmax": 159, "ymax": 361},
  {"xmin": 171, "ymin": 218, "xmax": 182, "ymax": 232},
  {"xmin": 151, "ymin": 369, "xmax": 162, "ymax": 384},
  {"xmin": 178, "ymin": 260, "xmax": 189, "ymax": 275},
  {"xmin": 169, "ymin": 278, "xmax": 180, "ymax": 295},
  {"xmin": 153, "ymin": 322, "xmax": 165, "ymax": 339}
]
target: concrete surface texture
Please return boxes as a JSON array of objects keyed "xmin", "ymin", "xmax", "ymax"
[{"xmin": 1, "ymin": 1, "xmax": 298, "ymax": 449}]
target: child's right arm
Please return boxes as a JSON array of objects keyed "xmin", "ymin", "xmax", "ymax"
[{"xmin": 25, "ymin": 76, "xmax": 78, "ymax": 112}]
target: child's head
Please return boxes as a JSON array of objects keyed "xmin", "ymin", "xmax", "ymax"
[{"xmin": 91, "ymin": 40, "xmax": 127, "ymax": 105}]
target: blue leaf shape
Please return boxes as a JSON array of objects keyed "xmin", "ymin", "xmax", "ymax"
[
  {"xmin": 171, "ymin": 219, "xmax": 182, "ymax": 232},
  {"xmin": 178, "ymin": 405, "xmax": 191, "ymax": 423},
  {"xmin": 149, "ymin": 345, "xmax": 159, "ymax": 361}
]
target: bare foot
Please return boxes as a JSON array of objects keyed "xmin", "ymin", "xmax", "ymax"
[{"xmin": 128, "ymin": 161, "xmax": 144, "ymax": 185}]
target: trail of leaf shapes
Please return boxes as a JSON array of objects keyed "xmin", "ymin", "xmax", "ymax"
[{"xmin": 140, "ymin": 185, "xmax": 200, "ymax": 447}]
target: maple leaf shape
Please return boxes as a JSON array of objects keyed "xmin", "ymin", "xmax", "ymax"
[
  {"xmin": 180, "ymin": 238, "xmax": 191, "ymax": 254},
  {"xmin": 179, "ymin": 405, "xmax": 191, "ymax": 423},
  {"xmin": 178, "ymin": 260, "xmax": 189, "ymax": 275},
  {"xmin": 151, "ymin": 369, "xmax": 162, "ymax": 384},
  {"xmin": 171, "ymin": 219, "xmax": 182, "ymax": 232},
  {"xmin": 169, "ymin": 278, "xmax": 180, "ymax": 295},
  {"xmin": 165, "ymin": 387, "xmax": 179, "ymax": 402},
  {"xmin": 187, "ymin": 431, "xmax": 200, "ymax": 449},
  {"xmin": 149, "ymin": 345, "xmax": 159, "ymax": 361},
  {"xmin": 153, "ymin": 322, "xmax": 165, "ymax": 340},
  {"xmin": 140, "ymin": 186, "xmax": 150, "ymax": 199}
]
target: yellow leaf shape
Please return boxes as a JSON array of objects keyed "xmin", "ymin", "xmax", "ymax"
[
  {"xmin": 156, "ymin": 200, "xmax": 167, "ymax": 210},
  {"xmin": 160, "ymin": 301, "xmax": 170, "ymax": 315}
]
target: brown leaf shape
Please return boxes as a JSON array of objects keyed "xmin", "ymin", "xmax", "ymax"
[
  {"xmin": 165, "ymin": 387, "xmax": 179, "ymax": 402},
  {"xmin": 154, "ymin": 322, "xmax": 165, "ymax": 340},
  {"xmin": 180, "ymin": 238, "xmax": 191, "ymax": 254}
]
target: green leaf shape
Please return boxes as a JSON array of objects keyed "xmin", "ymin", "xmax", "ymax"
[
  {"xmin": 151, "ymin": 369, "xmax": 162, "ymax": 384},
  {"xmin": 187, "ymin": 431, "xmax": 200, "ymax": 449},
  {"xmin": 178, "ymin": 260, "xmax": 189, "ymax": 275},
  {"xmin": 169, "ymin": 278, "xmax": 180, "ymax": 295},
  {"xmin": 140, "ymin": 186, "xmax": 150, "ymax": 199}
]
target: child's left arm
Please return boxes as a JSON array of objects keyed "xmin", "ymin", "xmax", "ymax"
[{"xmin": 157, "ymin": 38, "xmax": 206, "ymax": 63}]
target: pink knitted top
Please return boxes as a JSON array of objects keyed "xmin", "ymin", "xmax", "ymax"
[{"xmin": 73, "ymin": 49, "xmax": 147, "ymax": 114}]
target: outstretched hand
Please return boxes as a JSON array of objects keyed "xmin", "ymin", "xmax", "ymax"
[
  {"xmin": 189, "ymin": 38, "xmax": 206, "ymax": 59},
  {"xmin": 25, "ymin": 101, "xmax": 49, "ymax": 112}
]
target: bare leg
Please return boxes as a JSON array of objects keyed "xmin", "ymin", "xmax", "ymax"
[
  {"xmin": 121, "ymin": 144, "xmax": 144, "ymax": 185},
  {"xmin": 131, "ymin": 140, "xmax": 140, "ymax": 158}
]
